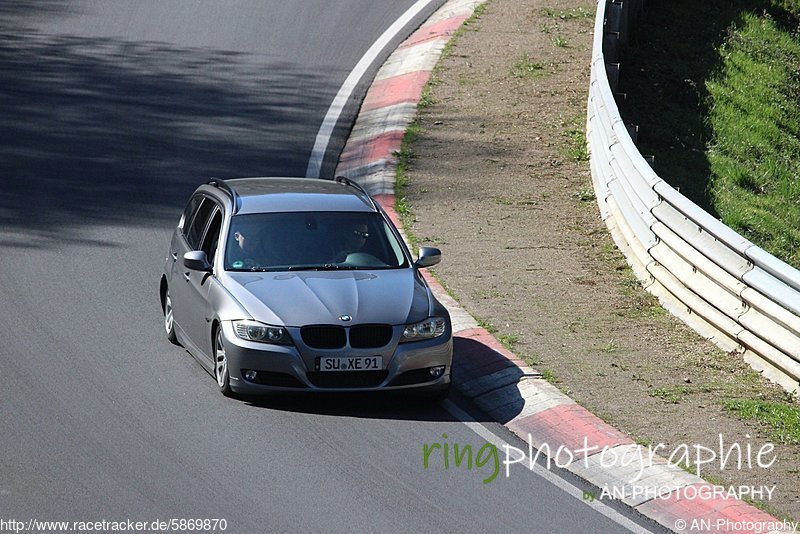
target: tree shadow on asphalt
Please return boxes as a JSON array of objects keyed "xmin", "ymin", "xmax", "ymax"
[{"xmin": 0, "ymin": 24, "xmax": 336, "ymax": 248}]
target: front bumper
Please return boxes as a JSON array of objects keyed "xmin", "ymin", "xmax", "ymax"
[{"xmin": 219, "ymin": 321, "xmax": 453, "ymax": 395}]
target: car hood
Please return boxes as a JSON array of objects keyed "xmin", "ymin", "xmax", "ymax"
[{"xmin": 223, "ymin": 269, "xmax": 431, "ymax": 326}]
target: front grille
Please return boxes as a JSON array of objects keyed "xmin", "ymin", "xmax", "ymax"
[
  {"xmin": 300, "ymin": 324, "xmax": 392, "ymax": 349},
  {"xmin": 306, "ymin": 370, "xmax": 388, "ymax": 388},
  {"xmin": 301, "ymin": 325, "xmax": 346, "ymax": 349},
  {"xmin": 349, "ymin": 324, "xmax": 393, "ymax": 349}
]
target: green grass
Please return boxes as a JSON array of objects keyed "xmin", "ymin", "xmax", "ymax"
[
  {"xmin": 615, "ymin": 270, "xmax": 667, "ymax": 320},
  {"xmin": 600, "ymin": 340, "xmax": 619, "ymax": 353},
  {"xmin": 464, "ymin": 2, "xmax": 487, "ymax": 26},
  {"xmin": 706, "ymin": 12, "xmax": 800, "ymax": 266},
  {"xmin": 564, "ymin": 127, "xmax": 589, "ymax": 161},
  {"xmin": 551, "ymin": 35, "xmax": 569, "ymax": 48},
  {"xmin": 650, "ymin": 385, "xmax": 690, "ymax": 403},
  {"xmin": 723, "ymin": 399, "xmax": 800, "ymax": 444},
  {"xmin": 477, "ymin": 318, "xmax": 498, "ymax": 334},
  {"xmin": 617, "ymin": 0, "xmax": 800, "ymax": 268},
  {"xmin": 543, "ymin": 7, "xmax": 593, "ymax": 20},
  {"xmin": 418, "ymin": 85, "xmax": 437, "ymax": 109},
  {"xmin": 511, "ymin": 53, "xmax": 545, "ymax": 79},
  {"xmin": 541, "ymin": 369, "xmax": 559, "ymax": 384},
  {"xmin": 393, "ymin": 122, "xmax": 422, "ymax": 252},
  {"xmin": 497, "ymin": 333, "xmax": 520, "ymax": 350}
]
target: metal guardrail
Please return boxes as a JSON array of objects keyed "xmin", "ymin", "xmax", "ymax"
[{"xmin": 588, "ymin": 0, "xmax": 800, "ymax": 394}]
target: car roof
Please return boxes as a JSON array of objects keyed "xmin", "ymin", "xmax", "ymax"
[{"xmin": 208, "ymin": 177, "xmax": 377, "ymax": 215}]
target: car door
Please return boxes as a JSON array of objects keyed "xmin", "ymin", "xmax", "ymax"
[
  {"xmin": 181, "ymin": 205, "xmax": 223, "ymax": 365},
  {"xmin": 170, "ymin": 196, "xmax": 216, "ymax": 355}
]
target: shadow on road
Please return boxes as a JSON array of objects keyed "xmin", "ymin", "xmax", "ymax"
[{"xmin": 0, "ymin": 26, "xmax": 336, "ymax": 247}]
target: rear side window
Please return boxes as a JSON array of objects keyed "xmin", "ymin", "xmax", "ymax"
[
  {"xmin": 185, "ymin": 198, "xmax": 215, "ymax": 250},
  {"xmin": 179, "ymin": 195, "xmax": 203, "ymax": 231}
]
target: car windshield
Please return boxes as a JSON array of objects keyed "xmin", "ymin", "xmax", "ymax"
[{"xmin": 224, "ymin": 211, "xmax": 409, "ymax": 271}]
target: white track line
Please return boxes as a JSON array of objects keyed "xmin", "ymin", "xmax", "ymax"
[
  {"xmin": 305, "ymin": 0, "xmax": 440, "ymax": 178},
  {"xmin": 441, "ymin": 399, "xmax": 654, "ymax": 534}
]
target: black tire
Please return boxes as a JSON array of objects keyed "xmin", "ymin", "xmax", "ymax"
[
  {"xmin": 214, "ymin": 328, "xmax": 234, "ymax": 397},
  {"xmin": 163, "ymin": 288, "xmax": 180, "ymax": 346}
]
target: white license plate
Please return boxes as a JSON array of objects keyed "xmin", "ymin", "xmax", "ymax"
[{"xmin": 317, "ymin": 356, "xmax": 382, "ymax": 372}]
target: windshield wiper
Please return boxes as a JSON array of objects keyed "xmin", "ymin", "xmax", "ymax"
[{"xmin": 286, "ymin": 264, "xmax": 360, "ymax": 271}]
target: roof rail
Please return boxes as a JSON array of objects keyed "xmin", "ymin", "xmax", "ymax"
[
  {"xmin": 335, "ymin": 176, "xmax": 379, "ymax": 211},
  {"xmin": 207, "ymin": 178, "xmax": 240, "ymax": 214}
]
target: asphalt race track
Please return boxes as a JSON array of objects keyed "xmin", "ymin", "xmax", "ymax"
[{"xmin": 0, "ymin": 2, "xmax": 654, "ymax": 531}]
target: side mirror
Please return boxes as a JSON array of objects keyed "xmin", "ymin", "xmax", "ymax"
[
  {"xmin": 415, "ymin": 247, "xmax": 441, "ymax": 269},
  {"xmin": 183, "ymin": 250, "xmax": 212, "ymax": 272}
]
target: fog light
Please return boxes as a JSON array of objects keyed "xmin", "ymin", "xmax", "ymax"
[
  {"xmin": 429, "ymin": 366, "xmax": 445, "ymax": 378},
  {"xmin": 244, "ymin": 370, "xmax": 258, "ymax": 381}
]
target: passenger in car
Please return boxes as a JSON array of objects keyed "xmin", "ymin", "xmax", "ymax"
[{"xmin": 230, "ymin": 228, "xmax": 271, "ymax": 269}]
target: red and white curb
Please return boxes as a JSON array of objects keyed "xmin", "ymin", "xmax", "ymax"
[{"xmin": 335, "ymin": 1, "xmax": 785, "ymax": 532}]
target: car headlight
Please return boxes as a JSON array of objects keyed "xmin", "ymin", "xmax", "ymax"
[
  {"xmin": 232, "ymin": 320, "xmax": 292, "ymax": 345},
  {"xmin": 401, "ymin": 317, "xmax": 447, "ymax": 342}
]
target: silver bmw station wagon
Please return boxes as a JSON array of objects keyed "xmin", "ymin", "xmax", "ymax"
[{"xmin": 160, "ymin": 177, "xmax": 452, "ymax": 400}]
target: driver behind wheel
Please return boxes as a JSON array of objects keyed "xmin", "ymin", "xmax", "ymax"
[{"xmin": 334, "ymin": 222, "xmax": 369, "ymax": 263}]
